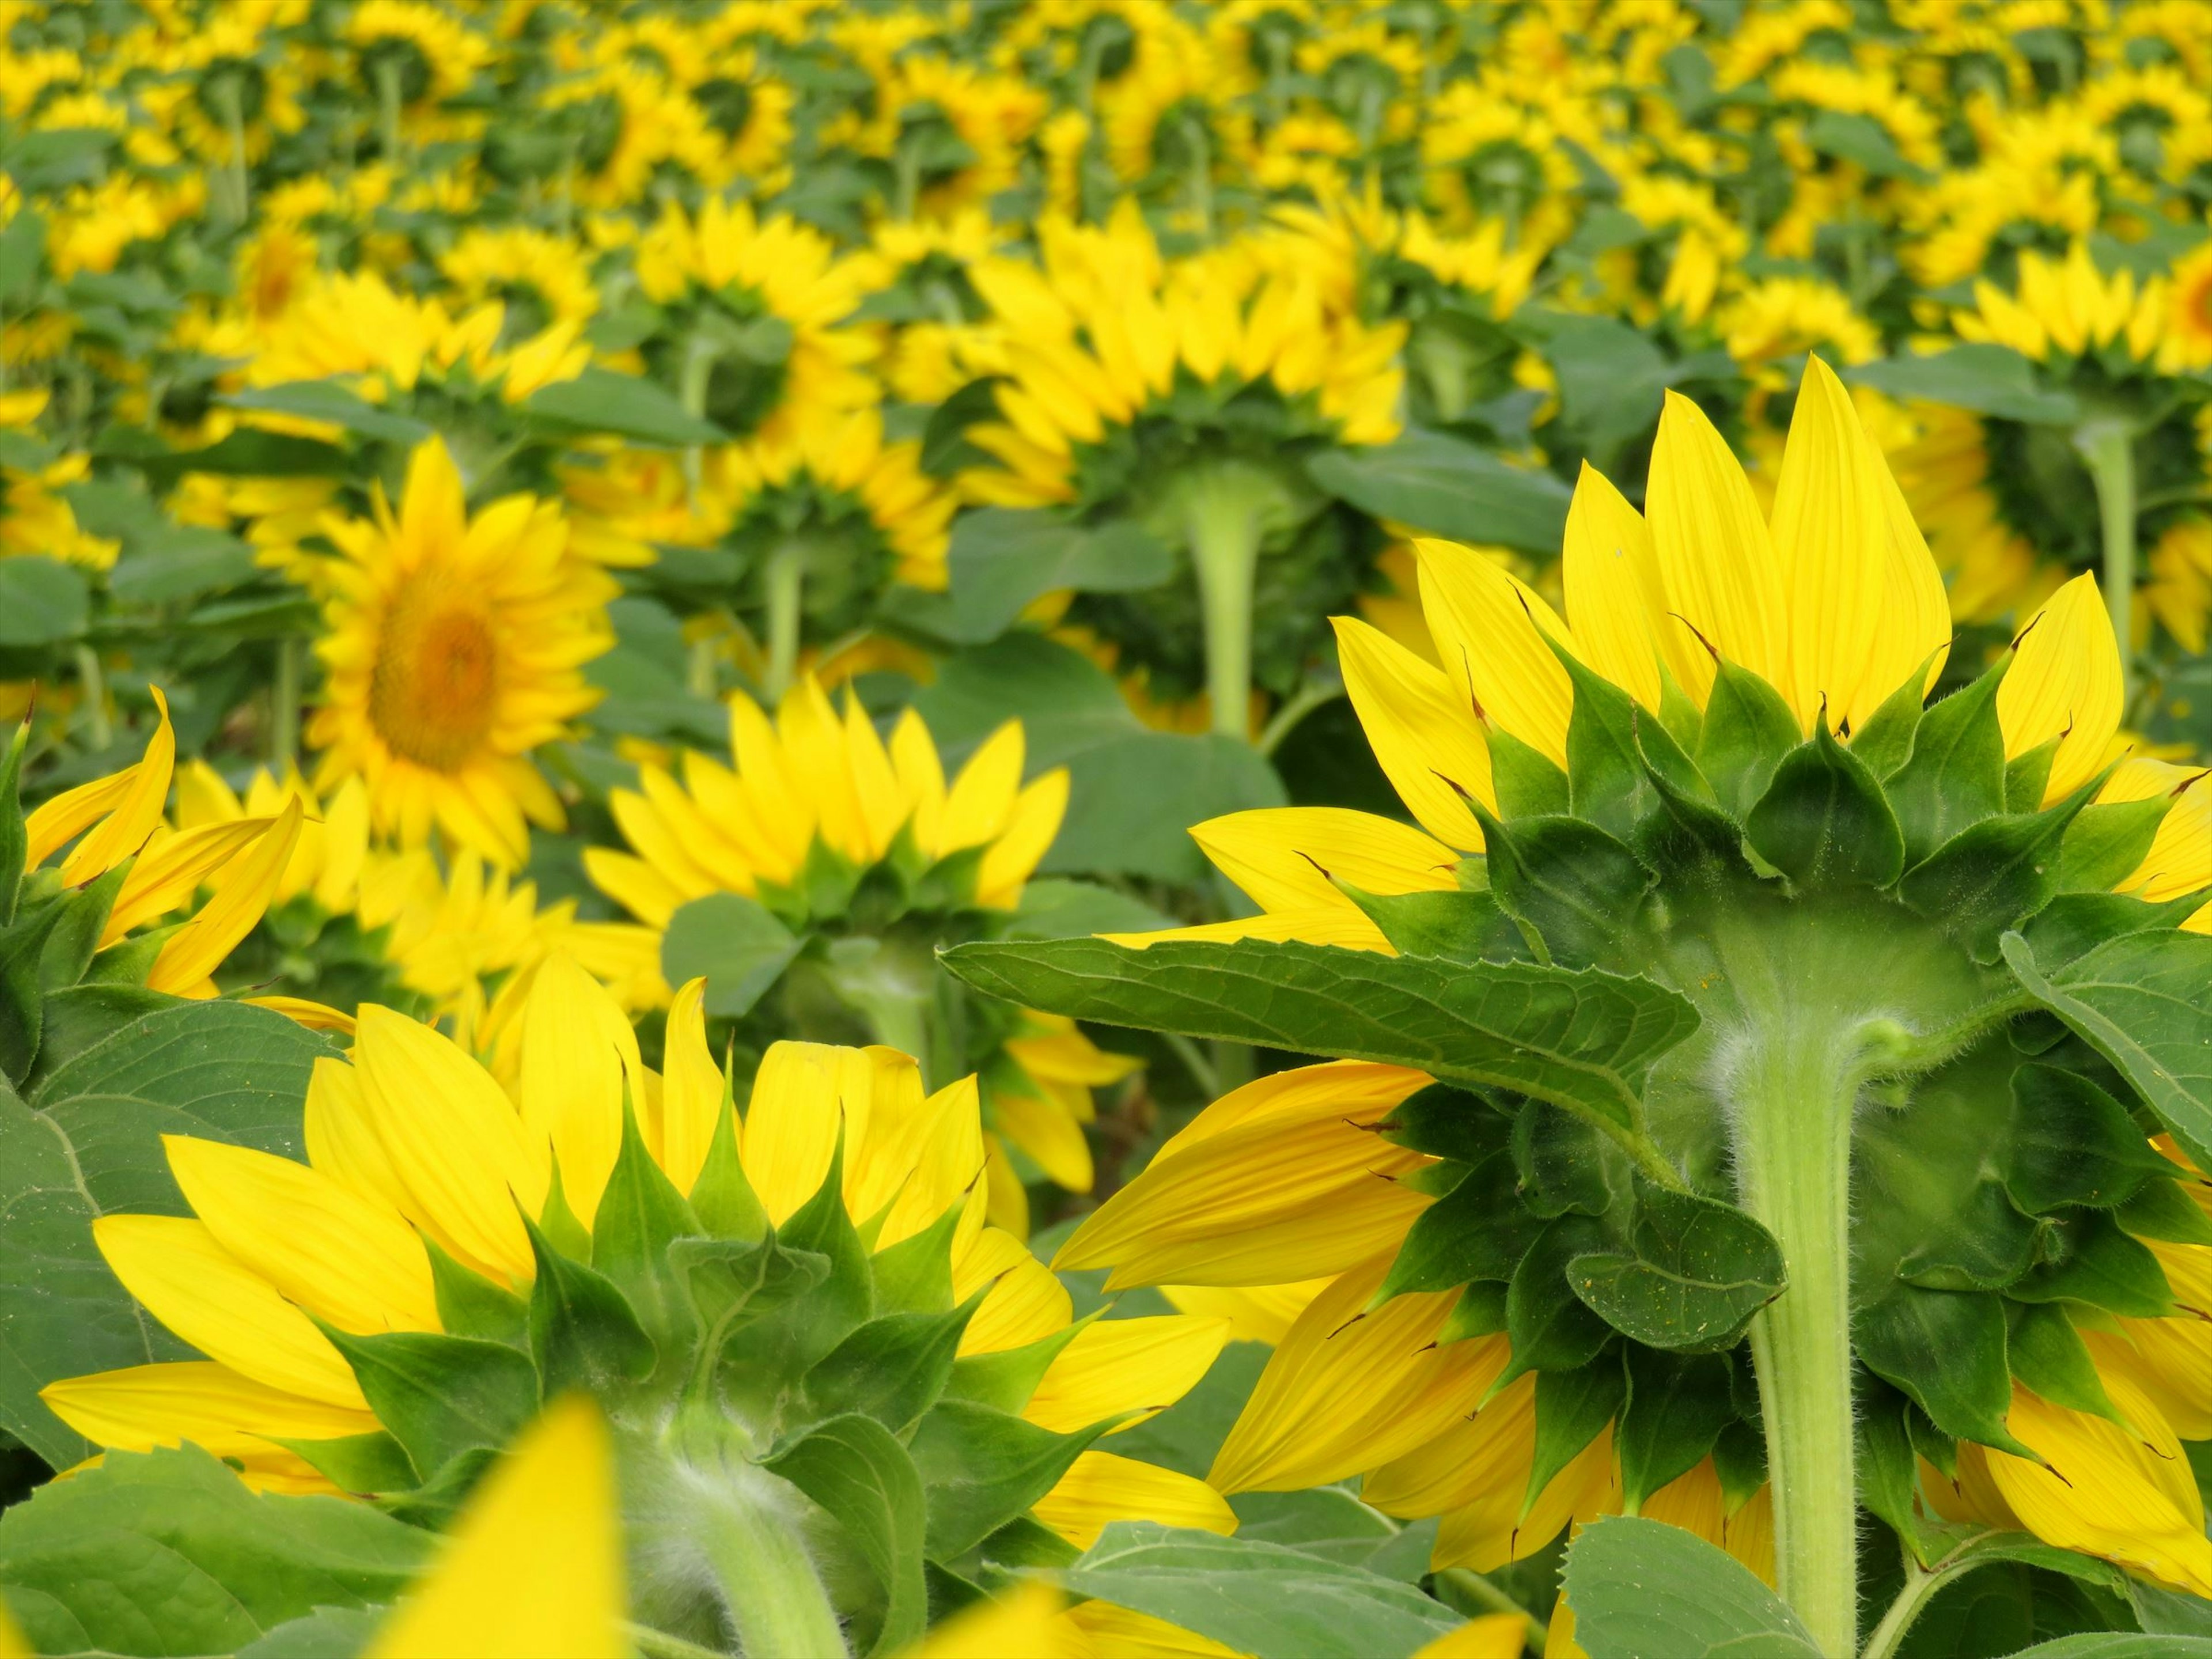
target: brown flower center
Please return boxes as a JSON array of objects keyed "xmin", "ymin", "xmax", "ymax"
[{"xmin": 368, "ymin": 577, "xmax": 500, "ymax": 772}]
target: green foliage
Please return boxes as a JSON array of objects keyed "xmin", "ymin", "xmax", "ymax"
[{"xmin": 1562, "ymin": 1516, "xmax": 1823, "ymax": 1657}]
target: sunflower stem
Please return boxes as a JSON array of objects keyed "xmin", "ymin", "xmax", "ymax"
[
  {"xmin": 623, "ymin": 1623, "xmax": 732, "ymax": 1659},
  {"xmin": 269, "ymin": 635, "xmax": 302, "ymax": 768},
  {"xmin": 73, "ymin": 645, "xmax": 110, "ymax": 751},
  {"xmin": 1732, "ymin": 1024, "xmax": 1864, "ymax": 1659},
  {"xmin": 373, "ymin": 57, "xmax": 403, "ymax": 164},
  {"xmin": 690, "ymin": 1472, "xmax": 847, "ymax": 1659},
  {"xmin": 1433, "ymin": 1569, "xmax": 1547, "ymax": 1654},
  {"xmin": 2078, "ymin": 420, "xmax": 2137, "ymax": 706},
  {"xmin": 1183, "ymin": 463, "xmax": 1271, "ymax": 743},
  {"xmin": 1858, "ymin": 1550, "xmax": 1979, "ymax": 1659},
  {"xmin": 213, "ymin": 74, "xmax": 251, "ymax": 224},
  {"xmin": 761, "ymin": 541, "xmax": 806, "ymax": 706},
  {"xmin": 678, "ymin": 336, "xmax": 721, "ymax": 506}
]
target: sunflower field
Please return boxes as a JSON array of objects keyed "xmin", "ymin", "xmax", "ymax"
[{"xmin": 12, "ymin": 1, "xmax": 2212, "ymax": 1656}]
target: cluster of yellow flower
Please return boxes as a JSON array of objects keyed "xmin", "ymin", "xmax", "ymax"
[{"xmin": 2, "ymin": 1, "xmax": 2212, "ymax": 1656}]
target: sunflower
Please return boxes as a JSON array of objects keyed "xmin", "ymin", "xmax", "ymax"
[
  {"xmin": 43, "ymin": 964, "xmax": 1231, "ymax": 1649},
  {"xmin": 955, "ymin": 202, "xmax": 1405, "ymax": 736},
  {"xmin": 585, "ymin": 676, "xmax": 1122, "ymax": 1230},
  {"xmin": 697, "ymin": 403, "xmax": 955, "ymax": 701},
  {"xmin": 1888, "ymin": 402, "xmax": 2051, "ymax": 625},
  {"xmin": 2165, "ymin": 238, "xmax": 2212, "ymax": 372},
  {"xmin": 1953, "ymin": 240, "xmax": 2171, "ymax": 369},
  {"xmin": 306, "ymin": 435, "xmax": 615, "ymax": 868},
  {"xmin": 953, "ymin": 360, "xmax": 2212, "ymax": 1656},
  {"xmin": 436, "ymin": 226, "xmax": 600, "ymax": 342}
]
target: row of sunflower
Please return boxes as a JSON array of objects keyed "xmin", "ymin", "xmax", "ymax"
[{"xmin": 0, "ymin": 0, "xmax": 2210, "ymax": 1654}]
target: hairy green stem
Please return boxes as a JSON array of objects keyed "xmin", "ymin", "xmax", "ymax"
[
  {"xmin": 74, "ymin": 645, "xmax": 110, "ymax": 751},
  {"xmin": 761, "ymin": 542, "xmax": 806, "ymax": 706},
  {"xmin": 624, "ymin": 1622, "xmax": 733, "ymax": 1659},
  {"xmin": 2078, "ymin": 422, "xmax": 2137, "ymax": 704},
  {"xmin": 693, "ymin": 1480, "xmax": 847, "ymax": 1659},
  {"xmin": 212, "ymin": 75, "xmax": 251, "ymax": 224},
  {"xmin": 1256, "ymin": 677, "xmax": 1344, "ymax": 757},
  {"xmin": 1858, "ymin": 1552, "xmax": 1979, "ymax": 1659},
  {"xmin": 373, "ymin": 58, "xmax": 403, "ymax": 164},
  {"xmin": 1732, "ymin": 1031, "xmax": 1862, "ymax": 1658},
  {"xmin": 1184, "ymin": 468, "xmax": 1268, "ymax": 743},
  {"xmin": 678, "ymin": 336, "xmax": 721, "ymax": 505},
  {"xmin": 269, "ymin": 635, "xmax": 302, "ymax": 768}
]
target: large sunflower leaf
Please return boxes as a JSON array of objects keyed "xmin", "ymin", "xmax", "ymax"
[{"xmin": 941, "ymin": 937, "xmax": 1698, "ymax": 1135}]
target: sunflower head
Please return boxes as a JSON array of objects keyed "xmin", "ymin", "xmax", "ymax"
[
  {"xmin": 946, "ymin": 357, "xmax": 2212, "ymax": 1620},
  {"xmin": 43, "ymin": 963, "xmax": 1228, "ymax": 1650},
  {"xmin": 307, "ymin": 435, "xmax": 615, "ymax": 869}
]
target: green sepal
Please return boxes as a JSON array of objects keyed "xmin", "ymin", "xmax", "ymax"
[
  {"xmin": 871, "ymin": 1203, "xmax": 964, "ymax": 1315},
  {"xmin": 1513, "ymin": 1099, "xmax": 1617, "ymax": 1218},
  {"xmin": 1374, "ymin": 1151, "xmax": 1539, "ymax": 1303},
  {"xmin": 1487, "ymin": 726, "xmax": 1570, "ymax": 819},
  {"xmin": 1897, "ymin": 780, "xmax": 2093, "ymax": 962},
  {"xmin": 82, "ymin": 928, "xmax": 167, "ymax": 985},
  {"xmin": 381, "ymin": 1445, "xmax": 499, "ymax": 1529},
  {"xmin": 1439, "ymin": 1279, "xmax": 1509, "ymax": 1343},
  {"xmin": 907, "ymin": 1399, "xmax": 1108, "ymax": 1558},
  {"xmin": 800, "ymin": 835, "xmax": 865, "ymax": 925},
  {"xmin": 1903, "ymin": 1400, "xmax": 1956, "ymax": 1481},
  {"xmin": 536, "ymin": 1162, "xmax": 594, "ymax": 1262},
  {"xmin": 1711, "ymin": 1417, "xmax": 1768, "ymax": 1518},
  {"xmin": 1617, "ymin": 1346, "xmax": 1735, "ymax": 1512},
  {"xmin": 1476, "ymin": 808, "xmax": 1653, "ymax": 968},
  {"xmin": 1334, "ymin": 882, "xmax": 1532, "ymax": 965},
  {"xmin": 1855, "ymin": 1382, "xmax": 1927, "ymax": 1558},
  {"xmin": 0, "ymin": 717, "xmax": 29, "ymax": 927},
  {"xmin": 1853, "ymin": 1286, "xmax": 2036, "ymax": 1458},
  {"xmin": 946, "ymin": 1310, "xmax": 1096, "ymax": 1415},
  {"xmin": 770, "ymin": 1138, "xmax": 876, "ymax": 1372},
  {"xmin": 1657, "ymin": 669, "xmax": 1704, "ymax": 757},
  {"xmin": 1629, "ymin": 745, "xmax": 1762, "ymax": 885},
  {"xmin": 2012, "ymin": 1210, "xmax": 2173, "ymax": 1317},
  {"xmin": 2018, "ymin": 889, "xmax": 2199, "ymax": 969},
  {"xmin": 592, "ymin": 1094, "xmax": 703, "ymax": 1355},
  {"xmin": 0, "ymin": 894, "xmax": 73, "ymax": 1082},
  {"xmin": 976, "ymin": 1514, "xmax": 1081, "ymax": 1570},
  {"xmin": 910, "ymin": 843, "xmax": 990, "ymax": 918},
  {"xmin": 801, "ymin": 1294, "xmax": 983, "ymax": 1434},
  {"xmin": 2054, "ymin": 796, "xmax": 2171, "ymax": 895},
  {"xmin": 669, "ymin": 1231, "xmax": 831, "ymax": 1376},
  {"xmin": 762, "ymin": 1413, "xmax": 929, "ymax": 1656},
  {"xmin": 1696, "ymin": 660, "xmax": 1801, "ymax": 818},
  {"xmin": 688, "ymin": 1097, "xmax": 767, "ymax": 1241},
  {"xmin": 522, "ymin": 1207, "xmax": 658, "ymax": 1398},
  {"xmin": 1506, "ymin": 1213, "xmax": 1616, "ymax": 1375},
  {"xmin": 1884, "ymin": 652, "xmax": 2007, "ymax": 863},
  {"xmin": 316, "ymin": 1325, "xmax": 540, "ymax": 1479},
  {"xmin": 2116, "ymin": 1177, "xmax": 2212, "ymax": 1246},
  {"xmin": 1378, "ymin": 1081, "xmax": 1514, "ymax": 1164},
  {"xmin": 1555, "ymin": 644, "xmax": 1705, "ymax": 840},
  {"xmin": 1744, "ymin": 722, "xmax": 1904, "ymax": 890},
  {"xmin": 1525, "ymin": 1353, "xmax": 1624, "ymax": 1516},
  {"xmin": 2004, "ymin": 736, "xmax": 2061, "ymax": 816},
  {"xmin": 1847, "ymin": 665, "xmax": 1927, "ymax": 781},
  {"xmin": 2006, "ymin": 1062, "xmax": 2172, "ymax": 1213},
  {"xmin": 274, "ymin": 1429, "xmax": 420, "ymax": 1497},
  {"xmin": 424, "ymin": 1238, "xmax": 528, "ymax": 1348},
  {"xmin": 39, "ymin": 862, "xmax": 127, "ymax": 994},
  {"xmin": 1893, "ymin": 1178, "xmax": 2040, "ymax": 1292},
  {"xmin": 2006, "ymin": 1303, "xmax": 2122, "ymax": 1425},
  {"xmin": 1567, "ymin": 1177, "xmax": 1785, "ymax": 1351}
]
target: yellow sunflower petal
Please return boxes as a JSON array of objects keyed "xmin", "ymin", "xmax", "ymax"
[
  {"xmin": 1032, "ymin": 1450, "xmax": 1237, "ymax": 1551},
  {"xmin": 1998, "ymin": 573, "xmax": 2124, "ymax": 805},
  {"xmin": 1023, "ymin": 1315, "xmax": 1230, "ymax": 1434}
]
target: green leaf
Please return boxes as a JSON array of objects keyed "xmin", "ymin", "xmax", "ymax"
[
  {"xmin": 1804, "ymin": 108, "xmax": 1931, "ymax": 179},
  {"xmin": 0, "ymin": 1445, "xmax": 429, "ymax": 1658},
  {"xmin": 768, "ymin": 1146, "xmax": 875, "ymax": 1372},
  {"xmin": 944, "ymin": 510, "xmax": 1173, "ymax": 643},
  {"xmin": 525, "ymin": 1211, "xmax": 657, "ymax": 1397},
  {"xmin": 1059, "ymin": 1521, "xmax": 1463, "ymax": 1659},
  {"xmin": 1847, "ymin": 344, "xmax": 2084, "ymax": 426},
  {"xmin": 0, "ymin": 558, "xmax": 88, "ymax": 647},
  {"xmin": 762, "ymin": 1414, "xmax": 929, "ymax": 1656},
  {"xmin": 662, "ymin": 893, "xmax": 804, "ymax": 1018},
  {"xmin": 1744, "ymin": 725, "xmax": 1905, "ymax": 889},
  {"xmin": 1334, "ymin": 885, "xmax": 1531, "ymax": 966},
  {"xmin": 1513, "ymin": 1100, "xmax": 1614, "ymax": 1218},
  {"xmin": 237, "ymin": 1605, "xmax": 382, "ymax": 1657},
  {"xmin": 521, "ymin": 366, "xmax": 726, "ymax": 444},
  {"xmin": 2006, "ymin": 738, "xmax": 2061, "ymax": 816},
  {"xmin": 0, "ymin": 721, "xmax": 25, "ymax": 928},
  {"xmin": 1617, "ymin": 1347, "xmax": 1736, "ymax": 1509},
  {"xmin": 1042, "ymin": 732, "xmax": 1288, "ymax": 884},
  {"xmin": 1304, "ymin": 429, "xmax": 1572, "ymax": 556},
  {"xmin": 1696, "ymin": 662, "xmax": 1801, "ymax": 819},
  {"xmin": 940, "ymin": 937, "xmax": 1699, "ymax": 1138},
  {"xmin": 2001, "ymin": 927, "xmax": 2212, "ymax": 1175},
  {"xmin": 907, "ymin": 1399, "xmax": 1105, "ymax": 1557},
  {"xmin": 219, "ymin": 382, "xmax": 434, "ymax": 445},
  {"xmin": 2056, "ymin": 797, "xmax": 2171, "ymax": 895},
  {"xmin": 1007, "ymin": 879, "xmax": 1176, "ymax": 941},
  {"xmin": 276, "ymin": 1430, "xmax": 420, "ymax": 1497},
  {"xmin": 2008, "ymin": 1641, "xmax": 2212, "ymax": 1657},
  {"xmin": 425, "ymin": 1240, "xmax": 527, "ymax": 1346},
  {"xmin": 1884, "ymin": 656, "xmax": 2008, "ymax": 864},
  {"xmin": 2014, "ymin": 1210, "xmax": 2172, "ymax": 1317},
  {"xmin": 0, "ymin": 1001, "xmax": 335, "ymax": 1467},
  {"xmin": 319, "ymin": 1328, "xmax": 540, "ymax": 1480},
  {"xmin": 1528, "ymin": 1357, "xmax": 1624, "ymax": 1509},
  {"xmin": 1562, "ymin": 1514, "xmax": 1822, "ymax": 1658},
  {"xmin": 1568, "ymin": 1179, "xmax": 1786, "ymax": 1351},
  {"xmin": 1853, "ymin": 1287, "xmax": 2030, "ymax": 1455},
  {"xmin": 1857, "ymin": 1387, "xmax": 1924, "ymax": 1553}
]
